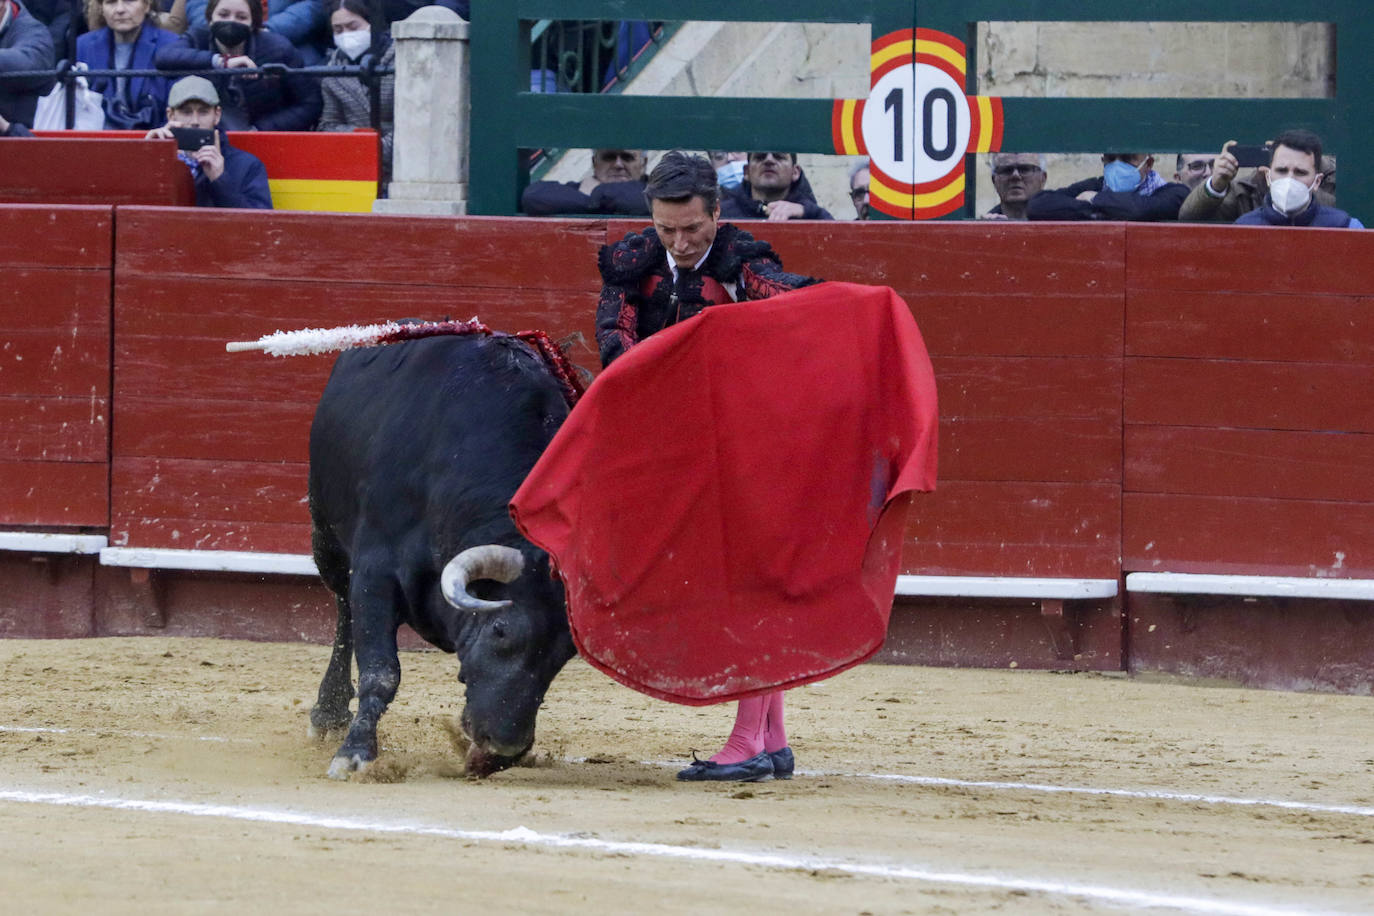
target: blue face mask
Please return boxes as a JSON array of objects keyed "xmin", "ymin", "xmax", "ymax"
[
  {"xmin": 1103, "ymin": 159, "xmax": 1143, "ymax": 192},
  {"xmin": 716, "ymin": 160, "xmax": 744, "ymax": 189}
]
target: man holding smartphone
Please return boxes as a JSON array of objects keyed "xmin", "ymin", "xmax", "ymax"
[
  {"xmin": 1179, "ymin": 135, "xmax": 1337, "ymax": 223},
  {"xmin": 145, "ymin": 76, "xmax": 272, "ymax": 209}
]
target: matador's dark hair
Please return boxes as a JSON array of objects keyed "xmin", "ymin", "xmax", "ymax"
[{"xmin": 645, "ymin": 150, "xmax": 719, "ymax": 211}]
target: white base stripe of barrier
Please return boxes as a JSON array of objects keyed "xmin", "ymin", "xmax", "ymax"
[
  {"xmin": 1127, "ymin": 573, "xmax": 1374, "ymax": 601},
  {"xmin": 0, "ymin": 532, "xmax": 108, "ymax": 554},
  {"xmin": 99, "ymin": 547, "xmax": 318, "ymax": 576},
  {"xmin": 895, "ymin": 575, "xmax": 1118, "ymax": 599}
]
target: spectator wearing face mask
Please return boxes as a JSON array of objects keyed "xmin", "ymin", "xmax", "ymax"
[
  {"xmin": 157, "ymin": 0, "xmax": 323, "ymax": 131},
  {"xmin": 1180, "ymin": 137, "xmax": 1340, "ymax": 223},
  {"xmin": 188, "ymin": 0, "xmax": 327, "ymax": 63},
  {"xmin": 519, "ymin": 148, "xmax": 650, "ymax": 216},
  {"xmin": 1234, "ymin": 130, "xmax": 1362, "ymax": 228},
  {"xmin": 1027, "ymin": 153, "xmax": 1187, "ymax": 222},
  {"xmin": 318, "ymin": 0, "xmax": 392, "ymax": 182},
  {"xmin": 708, "ymin": 150, "xmax": 746, "ymax": 191}
]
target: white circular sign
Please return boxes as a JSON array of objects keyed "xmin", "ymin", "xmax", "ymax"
[{"xmin": 860, "ymin": 60, "xmax": 971, "ymax": 186}]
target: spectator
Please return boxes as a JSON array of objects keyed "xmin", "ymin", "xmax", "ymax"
[
  {"xmin": 520, "ymin": 148, "xmax": 649, "ymax": 216},
  {"xmin": 1028, "ymin": 153, "xmax": 1187, "ymax": 222},
  {"xmin": 23, "ymin": 0, "xmax": 75, "ymax": 54},
  {"xmin": 849, "ymin": 160, "xmax": 869, "ymax": 219},
  {"xmin": 708, "ymin": 150, "xmax": 746, "ymax": 190},
  {"xmin": 77, "ymin": 0, "xmax": 180, "ymax": 129},
  {"xmin": 0, "ymin": 108, "xmax": 33, "ymax": 134},
  {"xmin": 157, "ymin": 0, "xmax": 322, "ymax": 131},
  {"xmin": 981, "ymin": 152, "xmax": 1046, "ymax": 220},
  {"xmin": 1178, "ymin": 139, "xmax": 1337, "ymax": 223},
  {"xmin": 1173, "ymin": 153, "xmax": 1212, "ymax": 190},
  {"xmin": 145, "ymin": 74, "xmax": 272, "ymax": 208},
  {"xmin": 0, "ymin": 0, "xmax": 56, "ymax": 130},
  {"xmin": 318, "ymin": 0, "xmax": 392, "ymax": 182},
  {"xmin": 720, "ymin": 151, "xmax": 833, "ymax": 221},
  {"xmin": 1234, "ymin": 130, "xmax": 1362, "ymax": 228},
  {"xmin": 188, "ymin": 0, "xmax": 325, "ymax": 63}
]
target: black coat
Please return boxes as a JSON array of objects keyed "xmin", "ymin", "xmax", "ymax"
[
  {"xmin": 156, "ymin": 26, "xmax": 322, "ymax": 131},
  {"xmin": 1027, "ymin": 176, "xmax": 1188, "ymax": 222}
]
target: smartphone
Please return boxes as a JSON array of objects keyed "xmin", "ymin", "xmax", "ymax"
[
  {"xmin": 170, "ymin": 127, "xmax": 215, "ymax": 152},
  {"xmin": 1229, "ymin": 144, "xmax": 1270, "ymax": 168}
]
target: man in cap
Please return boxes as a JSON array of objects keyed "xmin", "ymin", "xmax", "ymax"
[{"xmin": 145, "ymin": 75, "xmax": 272, "ymax": 209}]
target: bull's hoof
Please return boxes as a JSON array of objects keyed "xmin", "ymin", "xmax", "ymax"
[
  {"xmin": 327, "ymin": 753, "xmax": 371, "ymax": 780},
  {"xmin": 309, "ymin": 705, "xmax": 353, "ymax": 739}
]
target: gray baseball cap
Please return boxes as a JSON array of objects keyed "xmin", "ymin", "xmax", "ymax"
[{"xmin": 167, "ymin": 76, "xmax": 220, "ymax": 109}]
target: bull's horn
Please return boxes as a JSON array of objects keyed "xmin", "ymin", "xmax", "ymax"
[{"xmin": 441, "ymin": 545, "xmax": 525, "ymax": 613}]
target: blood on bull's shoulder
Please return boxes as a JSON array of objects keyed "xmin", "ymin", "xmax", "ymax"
[{"xmin": 305, "ymin": 333, "xmax": 578, "ymax": 779}]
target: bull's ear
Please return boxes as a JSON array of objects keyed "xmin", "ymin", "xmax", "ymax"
[{"xmin": 442, "ymin": 545, "xmax": 524, "ymax": 613}]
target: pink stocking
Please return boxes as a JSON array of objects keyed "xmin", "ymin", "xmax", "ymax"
[
  {"xmin": 709, "ymin": 695, "xmax": 768, "ymax": 764},
  {"xmin": 763, "ymin": 690, "xmax": 787, "ymax": 753}
]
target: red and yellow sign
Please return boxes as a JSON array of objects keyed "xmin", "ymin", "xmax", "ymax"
[{"xmin": 833, "ymin": 29, "xmax": 1003, "ymax": 219}]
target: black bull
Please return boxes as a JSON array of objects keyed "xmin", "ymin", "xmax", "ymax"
[{"xmin": 306, "ymin": 334, "xmax": 577, "ymax": 778}]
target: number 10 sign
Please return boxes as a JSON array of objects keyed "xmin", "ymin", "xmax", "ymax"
[{"xmin": 833, "ymin": 29, "xmax": 1003, "ymax": 219}]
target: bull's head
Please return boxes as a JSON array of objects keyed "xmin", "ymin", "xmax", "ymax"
[{"xmin": 441, "ymin": 544, "xmax": 574, "ymax": 777}]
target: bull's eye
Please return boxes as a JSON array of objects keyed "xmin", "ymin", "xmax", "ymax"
[{"xmin": 490, "ymin": 621, "xmax": 509, "ymax": 641}]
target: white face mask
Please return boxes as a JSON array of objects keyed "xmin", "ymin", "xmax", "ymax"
[
  {"xmin": 334, "ymin": 29, "xmax": 371, "ymax": 60},
  {"xmin": 1269, "ymin": 176, "xmax": 1313, "ymax": 216}
]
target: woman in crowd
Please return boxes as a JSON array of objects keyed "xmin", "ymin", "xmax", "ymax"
[
  {"xmin": 156, "ymin": 0, "xmax": 321, "ymax": 131},
  {"xmin": 187, "ymin": 0, "xmax": 326, "ymax": 64},
  {"xmin": 76, "ymin": 0, "xmax": 180, "ymax": 129},
  {"xmin": 317, "ymin": 0, "xmax": 392, "ymax": 183}
]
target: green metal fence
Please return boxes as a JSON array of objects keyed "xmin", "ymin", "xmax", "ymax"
[{"xmin": 469, "ymin": 2, "xmax": 1372, "ymax": 219}]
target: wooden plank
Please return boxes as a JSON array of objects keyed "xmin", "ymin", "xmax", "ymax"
[
  {"xmin": 1126, "ymin": 426, "xmax": 1374, "ymax": 502},
  {"xmin": 115, "ymin": 397, "xmax": 314, "ymax": 463},
  {"xmin": 111, "ymin": 457, "xmax": 309, "ymax": 527},
  {"xmin": 606, "ymin": 220, "xmax": 1128, "ymax": 357},
  {"xmin": 0, "ymin": 328, "xmax": 111, "ymax": 396},
  {"xmin": 0, "ymin": 460, "xmax": 108, "ymax": 526},
  {"xmin": 0, "ymin": 396, "xmax": 108, "ymax": 462},
  {"xmin": 1127, "ymin": 289, "xmax": 1374, "ymax": 364},
  {"xmin": 904, "ymin": 480, "xmax": 1120, "ymax": 578},
  {"xmin": 941, "ymin": 416, "xmax": 1120, "ymax": 483},
  {"xmin": 934, "ymin": 356, "xmax": 1122, "ymax": 420},
  {"xmin": 110, "ymin": 518, "xmax": 314, "ymax": 555},
  {"xmin": 116, "ymin": 209, "xmax": 605, "ymax": 291},
  {"xmin": 0, "ymin": 271, "xmax": 111, "ymax": 332},
  {"xmin": 0, "ymin": 205, "xmax": 113, "ymax": 268},
  {"xmin": 116, "ymin": 334, "xmax": 334, "ymax": 404},
  {"xmin": 1128, "ymin": 223, "xmax": 1374, "ymax": 296},
  {"xmin": 0, "ymin": 140, "xmax": 193, "ymax": 207},
  {"xmin": 1123, "ymin": 492, "xmax": 1374, "ymax": 578},
  {"xmin": 114, "ymin": 275, "xmax": 601, "ymax": 360},
  {"xmin": 1125, "ymin": 357, "xmax": 1374, "ymax": 432}
]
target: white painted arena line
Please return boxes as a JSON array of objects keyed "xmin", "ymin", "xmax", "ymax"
[
  {"xmin": 0, "ymin": 786, "xmax": 1345, "ymax": 916},
  {"xmin": 0, "ymin": 724, "xmax": 253, "ymax": 744},
  {"xmin": 7, "ymin": 721, "xmax": 1372, "ymax": 820},
  {"xmin": 640, "ymin": 760, "xmax": 1374, "ymax": 820}
]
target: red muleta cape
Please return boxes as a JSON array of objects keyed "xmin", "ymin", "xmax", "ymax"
[{"xmin": 510, "ymin": 281, "xmax": 938, "ymax": 705}]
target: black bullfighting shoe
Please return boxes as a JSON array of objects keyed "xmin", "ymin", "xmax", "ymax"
[
  {"xmin": 676, "ymin": 751, "xmax": 774, "ymax": 782},
  {"xmin": 767, "ymin": 746, "xmax": 795, "ymax": 779}
]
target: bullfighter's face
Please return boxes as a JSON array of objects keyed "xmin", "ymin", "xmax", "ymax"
[{"xmin": 651, "ymin": 195, "xmax": 720, "ymax": 270}]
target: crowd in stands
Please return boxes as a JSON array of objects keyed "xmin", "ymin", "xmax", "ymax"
[
  {"xmin": 0, "ymin": 0, "xmax": 1362, "ymax": 225},
  {"xmin": 0, "ymin": 0, "xmax": 403, "ymax": 197}
]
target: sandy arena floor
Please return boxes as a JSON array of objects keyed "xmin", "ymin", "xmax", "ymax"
[{"xmin": 0, "ymin": 637, "xmax": 1371, "ymax": 914}]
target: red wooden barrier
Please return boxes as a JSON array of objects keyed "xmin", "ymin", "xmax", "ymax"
[
  {"xmin": 110, "ymin": 209, "xmax": 604, "ymax": 555},
  {"xmin": 1123, "ymin": 223, "xmax": 1374, "ymax": 578},
  {"xmin": 0, "ymin": 205, "xmax": 113, "ymax": 527},
  {"xmin": 0, "ymin": 139, "xmax": 193, "ymax": 205}
]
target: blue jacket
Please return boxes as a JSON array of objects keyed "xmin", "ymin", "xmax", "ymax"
[
  {"xmin": 77, "ymin": 23, "xmax": 181, "ymax": 129},
  {"xmin": 0, "ymin": 0, "xmax": 56, "ymax": 127},
  {"xmin": 156, "ymin": 25, "xmax": 322, "ymax": 131},
  {"xmin": 1235, "ymin": 198, "xmax": 1363, "ymax": 229},
  {"xmin": 191, "ymin": 127, "xmax": 273, "ymax": 209}
]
